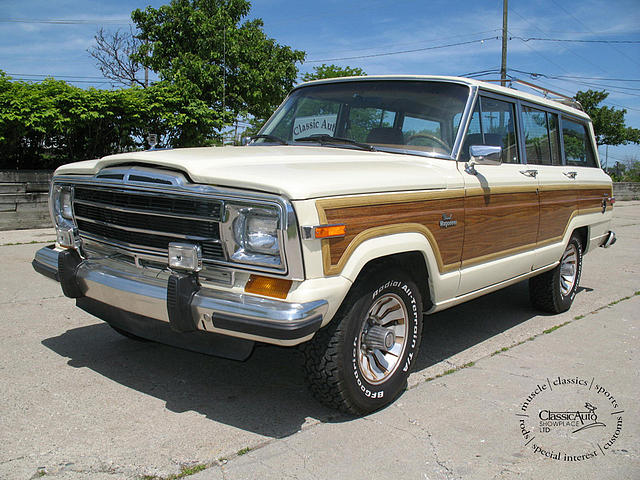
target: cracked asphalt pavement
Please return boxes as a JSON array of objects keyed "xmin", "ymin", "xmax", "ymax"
[{"xmin": 1, "ymin": 202, "xmax": 638, "ymax": 480}]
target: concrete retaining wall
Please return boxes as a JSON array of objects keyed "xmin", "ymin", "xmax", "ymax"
[
  {"xmin": 613, "ymin": 182, "xmax": 640, "ymax": 201},
  {"xmin": 0, "ymin": 170, "xmax": 53, "ymax": 231}
]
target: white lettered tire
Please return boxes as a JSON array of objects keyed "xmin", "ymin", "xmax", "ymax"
[{"xmin": 302, "ymin": 270, "xmax": 423, "ymax": 414}]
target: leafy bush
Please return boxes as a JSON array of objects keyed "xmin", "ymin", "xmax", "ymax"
[{"xmin": 0, "ymin": 72, "xmax": 224, "ymax": 170}]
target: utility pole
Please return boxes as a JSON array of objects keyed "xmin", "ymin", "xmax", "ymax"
[{"xmin": 501, "ymin": 0, "xmax": 508, "ymax": 86}]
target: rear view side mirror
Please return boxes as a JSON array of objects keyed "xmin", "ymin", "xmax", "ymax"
[
  {"xmin": 469, "ymin": 145, "xmax": 502, "ymax": 165},
  {"xmin": 465, "ymin": 145, "xmax": 502, "ymax": 175}
]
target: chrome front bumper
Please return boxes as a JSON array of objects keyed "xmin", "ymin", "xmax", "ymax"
[{"xmin": 33, "ymin": 245, "xmax": 327, "ymax": 349}]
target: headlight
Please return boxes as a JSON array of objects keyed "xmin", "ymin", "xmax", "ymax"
[
  {"xmin": 50, "ymin": 184, "xmax": 78, "ymax": 248},
  {"xmin": 225, "ymin": 204, "xmax": 284, "ymax": 269},
  {"xmin": 234, "ymin": 211, "xmax": 279, "ymax": 255},
  {"xmin": 51, "ymin": 184, "xmax": 74, "ymax": 225}
]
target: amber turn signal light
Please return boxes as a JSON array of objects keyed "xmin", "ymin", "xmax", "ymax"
[
  {"xmin": 244, "ymin": 275, "xmax": 293, "ymax": 299},
  {"xmin": 315, "ymin": 224, "xmax": 346, "ymax": 239}
]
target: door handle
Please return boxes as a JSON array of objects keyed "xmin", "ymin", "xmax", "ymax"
[
  {"xmin": 520, "ymin": 169, "xmax": 538, "ymax": 178},
  {"xmin": 563, "ymin": 171, "xmax": 578, "ymax": 179}
]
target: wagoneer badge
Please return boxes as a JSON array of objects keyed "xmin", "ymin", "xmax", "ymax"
[{"xmin": 439, "ymin": 213, "xmax": 457, "ymax": 229}]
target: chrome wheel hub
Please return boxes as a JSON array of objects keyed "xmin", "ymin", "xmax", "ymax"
[
  {"xmin": 357, "ymin": 293, "xmax": 408, "ymax": 385},
  {"xmin": 559, "ymin": 243, "xmax": 578, "ymax": 296}
]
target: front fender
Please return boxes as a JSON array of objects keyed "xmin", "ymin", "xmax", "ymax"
[{"xmin": 338, "ymin": 231, "xmax": 460, "ymax": 305}]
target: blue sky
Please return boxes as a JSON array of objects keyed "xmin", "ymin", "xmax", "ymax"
[{"xmin": 1, "ymin": 0, "xmax": 639, "ymax": 164}]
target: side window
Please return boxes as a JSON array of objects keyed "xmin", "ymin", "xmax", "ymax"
[
  {"xmin": 521, "ymin": 106, "xmax": 561, "ymax": 165},
  {"xmin": 461, "ymin": 96, "xmax": 519, "ymax": 163},
  {"xmin": 562, "ymin": 118, "xmax": 597, "ymax": 168}
]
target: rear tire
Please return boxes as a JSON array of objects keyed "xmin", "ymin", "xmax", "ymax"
[
  {"xmin": 529, "ymin": 234, "xmax": 583, "ymax": 313},
  {"xmin": 302, "ymin": 270, "xmax": 423, "ymax": 415}
]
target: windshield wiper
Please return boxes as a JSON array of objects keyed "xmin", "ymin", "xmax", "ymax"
[
  {"xmin": 250, "ymin": 134, "xmax": 288, "ymax": 145},
  {"xmin": 295, "ymin": 134, "xmax": 377, "ymax": 152}
]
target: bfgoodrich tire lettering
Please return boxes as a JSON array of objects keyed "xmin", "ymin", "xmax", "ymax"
[
  {"xmin": 529, "ymin": 234, "xmax": 583, "ymax": 314},
  {"xmin": 302, "ymin": 270, "xmax": 423, "ymax": 414}
]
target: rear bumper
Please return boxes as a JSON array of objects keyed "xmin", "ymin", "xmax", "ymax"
[
  {"xmin": 33, "ymin": 246, "xmax": 327, "ymax": 348},
  {"xmin": 600, "ymin": 230, "xmax": 617, "ymax": 248}
]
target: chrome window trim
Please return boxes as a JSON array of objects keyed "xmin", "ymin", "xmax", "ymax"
[
  {"xmin": 53, "ymin": 170, "xmax": 306, "ymax": 281},
  {"xmin": 452, "ymin": 85, "xmax": 479, "ymax": 161}
]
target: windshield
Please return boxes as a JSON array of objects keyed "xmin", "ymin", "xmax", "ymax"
[{"xmin": 258, "ymin": 80, "xmax": 471, "ymax": 157}]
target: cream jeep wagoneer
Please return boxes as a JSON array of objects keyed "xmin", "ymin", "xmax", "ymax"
[{"xmin": 33, "ymin": 76, "xmax": 616, "ymax": 414}]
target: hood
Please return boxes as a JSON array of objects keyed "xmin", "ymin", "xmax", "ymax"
[{"xmin": 55, "ymin": 146, "xmax": 458, "ymax": 199}]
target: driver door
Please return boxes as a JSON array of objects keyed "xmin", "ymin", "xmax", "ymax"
[{"xmin": 457, "ymin": 93, "xmax": 540, "ymax": 295}]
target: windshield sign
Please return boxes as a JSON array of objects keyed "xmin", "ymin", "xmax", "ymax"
[{"xmin": 293, "ymin": 114, "xmax": 337, "ymax": 139}]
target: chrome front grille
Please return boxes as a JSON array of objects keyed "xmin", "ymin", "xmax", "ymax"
[{"xmin": 73, "ymin": 186, "xmax": 225, "ymax": 262}]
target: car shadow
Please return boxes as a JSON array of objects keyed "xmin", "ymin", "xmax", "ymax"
[
  {"xmin": 414, "ymin": 280, "xmax": 536, "ymax": 370},
  {"xmin": 41, "ymin": 279, "xmax": 586, "ymax": 438}
]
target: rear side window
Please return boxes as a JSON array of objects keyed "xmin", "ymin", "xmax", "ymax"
[
  {"xmin": 521, "ymin": 106, "xmax": 561, "ymax": 165},
  {"xmin": 562, "ymin": 118, "xmax": 597, "ymax": 168}
]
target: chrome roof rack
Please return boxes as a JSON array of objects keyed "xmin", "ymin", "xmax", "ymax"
[{"xmin": 479, "ymin": 78, "xmax": 584, "ymax": 111}]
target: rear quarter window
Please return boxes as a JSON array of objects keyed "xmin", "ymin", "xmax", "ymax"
[{"xmin": 562, "ymin": 118, "xmax": 598, "ymax": 168}]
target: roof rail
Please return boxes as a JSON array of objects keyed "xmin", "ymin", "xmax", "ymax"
[{"xmin": 478, "ymin": 78, "xmax": 584, "ymax": 111}]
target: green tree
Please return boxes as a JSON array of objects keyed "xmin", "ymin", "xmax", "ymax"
[
  {"xmin": 301, "ymin": 64, "xmax": 366, "ymax": 82},
  {"xmin": 574, "ymin": 89, "xmax": 640, "ymax": 146},
  {"xmin": 0, "ymin": 71, "xmax": 224, "ymax": 169},
  {"xmin": 131, "ymin": 0, "xmax": 305, "ymax": 123}
]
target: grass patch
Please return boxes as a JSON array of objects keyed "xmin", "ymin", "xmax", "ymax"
[
  {"xmin": 543, "ymin": 321, "xmax": 571, "ymax": 334},
  {"xmin": 608, "ymin": 291, "xmax": 640, "ymax": 307},
  {"xmin": 431, "ymin": 361, "xmax": 476, "ymax": 380},
  {"xmin": 1, "ymin": 240, "xmax": 52, "ymax": 246},
  {"xmin": 491, "ymin": 346, "xmax": 510, "ymax": 356},
  {"xmin": 141, "ymin": 464, "xmax": 208, "ymax": 480},
  {"xmin": 237, "ymin": 447, "xmax": 252, "ymax": 456}
]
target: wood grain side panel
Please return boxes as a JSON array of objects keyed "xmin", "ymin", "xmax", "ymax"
[
  {"xmin": 578, "ymin": 187, "xmax": 612, "ymax": 212},
  {"xmin": 321, "ymin": 197, "xmax": 465, "ymax": 274},
  {"xmin": 462, "ymin": 192, "xmax": 539, "ymax": 263},
  {"xmin": 538, "ymin": 189, "xmax": 577, "ymax": 243}
]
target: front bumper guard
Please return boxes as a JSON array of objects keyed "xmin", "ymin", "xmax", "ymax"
[{"xmin": 33, "ymin": 245, "xmax": 327, "ymax": 345}]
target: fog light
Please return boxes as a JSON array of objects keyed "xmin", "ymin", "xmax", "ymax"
[{"xmin": 168, "ymin": 243, "xmax": 202, "ymax": 272}]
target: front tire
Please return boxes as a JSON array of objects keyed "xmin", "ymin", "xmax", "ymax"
[
  {"xmin": 302, "ymin": 270, "xmax": 423, "ymax": 414},
  {"xmin": 529, "ymin": 234, "xmax": 583, "ymax": 313}
]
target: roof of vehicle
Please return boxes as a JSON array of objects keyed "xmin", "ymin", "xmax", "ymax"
[{"xmin": 294, "ymin": 75, "xmax": 590, "ymax": 121}]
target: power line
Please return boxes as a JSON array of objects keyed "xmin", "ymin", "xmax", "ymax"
[
  {"xmin": 0, "ymin": 17, "xmax": 131, "ymax": 25},
  {"xmin": 306, "ymin": 29, "xmax": 501, "ymax": 61},
  {"xmin": 510, "ymin": 9, "xmax": 607, "ymax": 75},
  {"xmin": 512, "ymin": 36, "xmax": 640, "ymax": 45},
  {"xmin": 547, "ymin": 0, "xmax": 640, "ymax": 68},
  {"xmin": 536, "ymin": 74, "xmax": 640, "ymax": 83},
  {"xmin": 7, "ymin": 73, "xmax": 108, "ymax": 80},
  {"xmin": 305, "ymin": 36, "xmax": 499, "ymax": 63},
  {"xmin": 508, "ymin": 69, "xmax": 640, "ymax": 92},
  {"xmin": 509, "ymin": 76, "xmax": 640, "ymax": 113},
  {"xmin": 11, "ymin": 77, "xmax": 113, "ymax": 85}
]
